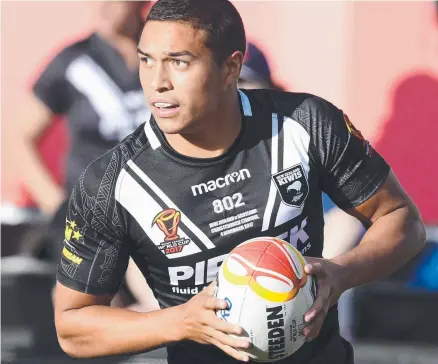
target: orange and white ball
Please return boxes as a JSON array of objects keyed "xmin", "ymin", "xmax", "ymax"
[{"xmin": 215, "ymin": 237, "xmax": 316, "ymax": 362}]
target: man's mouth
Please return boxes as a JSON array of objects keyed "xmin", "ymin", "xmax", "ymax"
[{"xmin": 153, "ymin": 102, "xmax": 179, "ymax": 109}]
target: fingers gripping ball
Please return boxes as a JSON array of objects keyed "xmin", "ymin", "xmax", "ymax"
[{"xmin": 215, "ymin": 237, "xmax": 317, "ymax": 362}]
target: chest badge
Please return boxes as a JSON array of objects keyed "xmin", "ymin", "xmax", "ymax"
[
  {"xmin": 272, "ymin": 164, "xmax": 309, "ymax": 207},
  {"xmin": 153, "ymin": 209, "xmax": 190, "ymax": 255}
]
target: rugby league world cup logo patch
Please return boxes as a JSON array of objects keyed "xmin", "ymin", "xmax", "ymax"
[
  {"xmin": 272, "ymin": 163, "xmax": 309, "ymax": 207},
  {"xmin": 152, "ymin": 208, "xmax": 190, "ymax": 255}
]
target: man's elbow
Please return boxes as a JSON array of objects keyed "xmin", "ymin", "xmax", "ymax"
[
  {"xmin": 57, "ymin": 335, "xmax": 84, "ymax": 359},
  {"xmin": 415, "ymin": 219, "xmax": 427, "ymax": 250},
  {"xmin": 55, "ymin": 322, "xmax": 93, "ymax": 359},
  {"xmin": 408, "ymin": 206, "xmax": 427, "ymax": 255},
  {"xmin": 57, "ymin": 334, "xmax": 100, "ymax": 359}
]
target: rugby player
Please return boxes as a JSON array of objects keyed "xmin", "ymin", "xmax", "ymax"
[{"xmin": 53, "ymin": 1, "xmax": 426, "ymax": 363}]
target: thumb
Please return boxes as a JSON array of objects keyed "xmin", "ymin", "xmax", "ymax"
[{"xmin": 305, "ymin": 262, "xmax": 325, "ymax": 276}]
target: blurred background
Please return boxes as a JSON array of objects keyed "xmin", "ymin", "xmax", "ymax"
[{"xmin": 1, "ymin": 1, "xmax": 438, "ymax": 363}]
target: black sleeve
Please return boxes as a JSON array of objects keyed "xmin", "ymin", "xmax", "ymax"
[
  {"xmin": 305, "ymin": 97, "xmax": 390, "ymax": 209},
  {"xmin": 57, "ymin": 150, "xmax": 131, "ymax": 295},
  {"xmin": 32, "ymin": 51, "xmax": 71, "ymax": 115}
]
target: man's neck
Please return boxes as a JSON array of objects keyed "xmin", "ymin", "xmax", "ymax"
[{"xmin": 165, "ymin": 91, "xmax": 242, "ymax": 159}]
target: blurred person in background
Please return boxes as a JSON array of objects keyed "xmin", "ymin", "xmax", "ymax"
[
  {"xmin": 238, "ymin": 41, "xmax": 285, "ymax": 91},
  {"xmin": 16, "ymin": 1, "xmax": 151, "ymax": 220},
  {"xmin": 15, "ymin": 1, "xmax": 156, "ymax": 308},
  {"xmin": 436, "ymin": 1, "xmax": 438, "ymax": 23}
]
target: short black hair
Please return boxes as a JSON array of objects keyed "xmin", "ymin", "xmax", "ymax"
[{"xmin": 146, "ymin": 0, "xmax": 246, "ymax": 65}]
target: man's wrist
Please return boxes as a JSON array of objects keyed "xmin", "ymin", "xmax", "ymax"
[
  {"xmin": 137, "ymin": 304, "xmax": 186, "ymax": 345},
  {"xmin": 168, "ymin": 303, "xmax": 188, "ymax": 342},
  {"xmin": 327, "ymin": 258, "xmax": 353, "ymax": 303}
]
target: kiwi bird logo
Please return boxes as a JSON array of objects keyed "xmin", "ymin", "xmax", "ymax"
[
  {"xmin": 272, "ymin": 164, "xmax": 309, "ymax": 207},
  {"xmin": 286, "ymin": 181, "xmax": 303, "ymax": 202}
]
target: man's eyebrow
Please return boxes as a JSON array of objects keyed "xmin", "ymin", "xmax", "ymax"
[
  {"xmin": 137, "ymin": 48, "xmax": 151, "ymax": 57},
  {"xmin": 137, "ymin": 48, "xmax": 197, "ymax": 58},
  {"xmin": 164, "ymin": 51, "xmax": 196, "ymax": 58}
]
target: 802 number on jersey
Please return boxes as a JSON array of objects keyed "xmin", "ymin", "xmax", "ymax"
[{"xmin": 213, "ymin": 193, "xmax": 245, "ymax": 213}]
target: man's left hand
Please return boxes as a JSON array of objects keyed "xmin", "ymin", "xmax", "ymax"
[{"xmin": 302, "ymin": 257, "xmax": 345, "ymax": 341}]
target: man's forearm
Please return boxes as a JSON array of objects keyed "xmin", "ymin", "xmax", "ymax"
[
  {"xmin": 57, "ymin": 304, "xmax": 182, "ymax": 358},
  {"xmin": 330, "ymin": 205, "xmax": 426, "ymax": 293}
]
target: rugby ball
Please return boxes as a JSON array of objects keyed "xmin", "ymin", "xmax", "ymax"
[{"xmin": 215, "ymin": 237, "xmax": 316, "ymax": 362}]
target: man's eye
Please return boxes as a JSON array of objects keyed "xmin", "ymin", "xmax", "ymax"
[
  {"xmin": 140, "ymin": 57, "xmax": 153, "ymax": 65},
  {"xmin": 171, "ymin": 59, "xmax": 188, "ymax": 67}
]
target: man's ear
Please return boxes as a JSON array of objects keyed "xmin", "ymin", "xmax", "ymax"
[{"xmin": 223, "ymin": 51, "xmax": 245, "ymax": 86}]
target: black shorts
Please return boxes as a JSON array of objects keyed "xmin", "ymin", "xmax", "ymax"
[
  {"xmin": 308, "ymin": 335, "xmax": 354, "ymax": 364},
  {"xmin": 166, "ymin": 333, "xmax": 354, "ymax": 364}
]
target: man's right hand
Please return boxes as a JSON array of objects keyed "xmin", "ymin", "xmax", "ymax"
[{"xmin": 177, "ymin": 281, "xmax": 251, "ymax": 362}]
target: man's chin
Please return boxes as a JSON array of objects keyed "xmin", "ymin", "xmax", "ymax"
[{"xmin": 153, "ymin": 118, "xmax": 186, "ymax": 135}]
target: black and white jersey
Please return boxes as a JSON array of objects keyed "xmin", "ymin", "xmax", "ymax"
[
  {"xmin": 33, "ymin": 32, "xmax": 150, "ymax": 191},
  {"xmin": 57, "ymin": 89, "xmax": 389, "ymax": 364}
]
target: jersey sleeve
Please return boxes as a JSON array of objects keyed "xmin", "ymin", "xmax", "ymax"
[
  {"xmin": 32, "ymin": 50, "xmax": 71, "ymax": 115},
  {"xmin": 57, "ymin": 150, "xmax": 131, "ymax": 295},
  {"xmin": 304, "ymin": 96, "xmax": 390, "ymax": 209}
]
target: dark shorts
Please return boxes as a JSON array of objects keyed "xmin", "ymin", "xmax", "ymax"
[
  {"xmin": 167, "ymin": 305, "xmax": 353, "ymax": 364},
  {"xmin": 166, "ymin": 333, "xmax": 354, "ymax": 364},
  {"xmin": 308, "ymin": 335, "xmax": 354, "ymax": 364}
]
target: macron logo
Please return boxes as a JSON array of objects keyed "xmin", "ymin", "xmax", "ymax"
[{"xmin": 191, "ymin": 169, "xmax": 251, "ymax": 196}]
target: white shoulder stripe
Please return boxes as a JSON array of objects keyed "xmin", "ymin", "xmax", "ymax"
[
  {"xmin": 238, "ymin": 89, "xmax": 252, "ymax": 116},
  {"xmin": 127, "ymin": 160, "xmax": 216, "ymax": 250},
  {"xmin": 262, "ymin": 113, "xmax": 279, "ymax": 231},
  {"xmin": 115, "ymin": 168, "xmax": 202, "ymax": 258},
  {"xmin": 282, "ymin": 117, "xmax": 311, "ymax": 169},
  {"xmin": 274, "ymin": 116, "xmax": 311, "ymax": 227},
  {"xmin": 144, "ymin": 117, "xmax": 161, "ymax": 150},
  {"xmin": 115, "ymin": 167, "xmax": 128, "ymax": 204}
]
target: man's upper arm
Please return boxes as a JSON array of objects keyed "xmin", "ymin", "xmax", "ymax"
[
  {"xmin": 54, "ymin": 281, "xmax": 113, "ymax": 314},
  {"xmin": 306, "ymin": 97, "xmax": 390, "ymax": 214},
  {"xmin": 345, "ymin": 169, "xmax": 421, "ymax": 227},
  {"xmin": 304, "ymin": 96, "xmax": 424, "ymax": 230},
  {"xmin": 56, "ymin": 151, "xmax": 131, "ymax": 300}
]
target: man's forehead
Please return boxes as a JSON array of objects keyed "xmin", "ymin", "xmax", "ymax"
[{"xmin": 140, "ymin": 20, "xmax": 207, "ymax": 50}]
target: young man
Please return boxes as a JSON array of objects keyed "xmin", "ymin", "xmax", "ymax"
[{"xmin": 53, "ymin": 1, "xmax": 426, "ymax": 363}]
